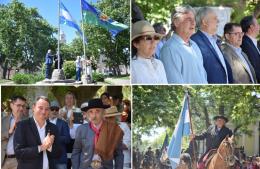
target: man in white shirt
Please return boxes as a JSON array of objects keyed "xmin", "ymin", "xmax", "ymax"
[
  {"xmin": 1, "ymin": 96, "xmax": 26, "ymax": 169},
  {"xmin": 240, "ymin": 15, "xmax": 260, "ymax": 82},
  {"xmin": 13, "ymin": 96, "xmax": 61, "ymax": 169}
]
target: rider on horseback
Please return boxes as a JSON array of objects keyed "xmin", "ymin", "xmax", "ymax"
[{"xmin": 190, "ymin": 115, "xmax": 233, "ymax": 169}]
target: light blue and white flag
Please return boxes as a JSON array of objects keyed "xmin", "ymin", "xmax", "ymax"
[
  {"xmin": 60, "ymin": 2, "xmax": 83, "ymax": 36},
  {"xmin": 167, "ymin": 94, "xmax": 191, "ymax": 169}
]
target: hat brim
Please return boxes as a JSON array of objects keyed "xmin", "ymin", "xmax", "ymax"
[
  {"xmin": 105, "ymin": 112, "xmax": 123, "ymax": 117},
  {"xmin": 132, "ymin": 32, "xmax": 164, "ymax": 42},
  {"xmin": 81, "ymin": 105, "xmax": 110, "ymax": 112},
  {"xmin": 213, "ymin": 115, "xmax": 228, "ymax": 122}
]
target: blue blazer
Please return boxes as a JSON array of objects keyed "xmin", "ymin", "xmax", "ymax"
[
  {"xmin": 55, "ymin": 119, "xmax": 71, "ymax": 164},
  {"xmin": 191, "ymin": 30, "xmax": 233, "ymax": 83},
  {"xmin": 241, "ymin": 35, "xmax": 260, "ymax": 82},
  {"xmin": 45, "ymin": 53, "xmax": 53, "ymax": 65}
]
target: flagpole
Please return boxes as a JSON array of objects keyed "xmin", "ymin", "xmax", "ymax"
[
  {"xmin": 186, "ymin": 90, "xmax": 197, "ymax": 165},
  {"xmin": 58, "ymin": 0, "xmax": 61, "ymax": 70},
  {"xmin": 80, "ymin": 0, "xmax": 86, "ymax": 60},
  {"xmin": 80, "ymin": 0, "xmax": 91, "ymax": 84}
]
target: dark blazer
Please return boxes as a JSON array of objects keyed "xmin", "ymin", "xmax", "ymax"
[
  {"xmin": 191, "ymin": 30, "xmax": 233, "ymax": 83},
  {"xmin": 45, "ymin": 53, "xmax": 53, "ymax": 65},
  {"xmin": 53, "ymin": 118, "xmax": 71, "ymax": 164},
  {"xmin": 241, "ymin": 35, "xmax": 260, "ymax": 82},
  {"xmin": 71, "ymin": 123, "xmax": 124, "ymax": 169},
  {"xmin": 194, "ymin": 125, "xmax": 233, "ymax": 152},
  {"xmin": 14, "ymin": 118, "xmax": 61, "ymax": 169},
  {"xmin": 221, "ymin": 42, "xmax": 257, "ymax": 83}
]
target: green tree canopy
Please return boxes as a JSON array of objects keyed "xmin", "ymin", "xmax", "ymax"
[
  {"xmin": 133, "ymin": 85, "xmax": 260, "ymax": 143},
  {"xmin": 135, "ymin": 0, "xmax": 259, "ymax": 24},
  {"xmin": 0, "ymin": 0, "xmax": 57, "ymax": 79}
]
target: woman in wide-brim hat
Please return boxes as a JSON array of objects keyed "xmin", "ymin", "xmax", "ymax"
[{"xmin": 131, "ymin": 20, "xmax": 168, "ymax": 84}]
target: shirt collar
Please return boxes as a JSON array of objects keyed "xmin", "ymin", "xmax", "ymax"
[
  {"xmin": 226, "ymin": 42, "xmax": 242, "ymax": 54},
  {"xmin": 247, "ymin": 35, "xmax": 258, "ymax": 46},
  {"xmin": 201, "ymin": 31, "xmax": 218, "ymax": 42},
  {"xmin": 49, "ymin": 117, "xmax": 57, "ymax": 124},
  {"xmin": 172, "ymin": 33, "xmax": 192, "ymax": 46},
  {"xmin": 92, "ymin": 121, "xmax": 103, "ymax": 130},
  {"xmin": 33, "ymin": 116, "xmax": 47, "ymax": 130}
]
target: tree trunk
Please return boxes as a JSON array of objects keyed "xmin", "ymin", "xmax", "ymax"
[
  {"xmin": 219, "ymin": 103, "xmax": 225, "ymax": 115},
  {"xmin": 125, "ymin": 64, "xmax": 128, "ymax": 75},
  {"xmin": 203, "ymin": 106, "xmax": 210, "ymax": 128},
  {"xmin": 2, "ymin": 61, "xmax": 8, "ymax": 79},
  {"xmin": 117, "ymin": 66, "xmax": 121, "ymax": 76}
]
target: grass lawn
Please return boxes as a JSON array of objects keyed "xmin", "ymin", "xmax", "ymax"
[{"xmin": 104, "ymin": 75, "xmax": 130, "ymax": 85}]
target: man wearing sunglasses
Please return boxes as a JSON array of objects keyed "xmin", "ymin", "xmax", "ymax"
[
  {"xmin": 160, "ymin": 5, "xmax": 207, "ymax": 84},
  {"xmin": 1, "ymin": 95, "xmax": 26, "ymax": 169},
  {"xmin": 49, "ymin": 101, "xmax": 71, "ymax": 169},
  {"xmin": 221, "ymin": 23, "xmax": 257, "ymax": 83}
]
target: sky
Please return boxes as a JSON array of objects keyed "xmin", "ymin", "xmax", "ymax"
[
  {"xmin": 1, "ymin": 0, "xmax": 97, "ymax": 43},
  {"xmin": 142, "ymin": 127, "xmax": 167, "ymax": 142}
]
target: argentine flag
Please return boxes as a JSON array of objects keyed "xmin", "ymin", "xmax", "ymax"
[
  {"xmin": 60, "ymin": 2, "xmax": 83, "ymax": 37},
  {"xmin": 167, "ymin": 94, "xmax": 191, "ymax": 169}
]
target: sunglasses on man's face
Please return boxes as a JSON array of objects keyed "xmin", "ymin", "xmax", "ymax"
[
  {"xmin": 50, "ymin": 108, "xmax": 59, "ymax": 111},
  {"xmin": 142, "ymin": 35, "xmax": 161, "ymax": 41}
]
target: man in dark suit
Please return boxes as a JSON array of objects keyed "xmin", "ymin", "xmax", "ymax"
[
  {"xmin": 45, "ymin": 49, "xmax": 53, "ymax": 79},
  {"xmin": 240, "ymin": 15, "xmax": 260, "ymax": 82},
  {"xmin": 14, "ymin": 96, "xmax": 61, "ymax": 169},
  {"xmin": 191, "ymin": 115, "xmax": 233, "ymax": 168},
  {"xmin": 191, "ymin": 7, "xmax": 233, "ymax": 83},
  {"xmin": 49, "ymin": 101, "xmax": 70, "ymax": 169}
]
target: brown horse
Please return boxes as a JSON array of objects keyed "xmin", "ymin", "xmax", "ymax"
[{"xmin": 207, "ymin": 136, "xmax": 236, "ymax": 169}]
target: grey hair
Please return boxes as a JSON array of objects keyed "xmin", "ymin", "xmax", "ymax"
[
  {"xmin": 171, "ymin": 5, "xmax": 196, "ymax": 31},
  {"xmin": 196, "ymin": 7, "xmax": 215, "ymax": 29}
]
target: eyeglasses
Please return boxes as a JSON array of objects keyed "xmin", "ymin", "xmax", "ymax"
[
  {"xmin": 50, "ymin": 108, "xmax": 59, "ymax": 111},
  {"xmin": 13, "ymin": 104, "xmax": 26, "ymax": 108},
  {"xmin": 141, "ymin": 35, "xmax": 161, "ymax": 41},
  {"xmin": 228, "ymin": 32, "xmax": 244, "ymax": 36}
]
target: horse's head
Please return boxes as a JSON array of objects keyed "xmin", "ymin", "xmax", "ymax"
[{"xmin": 218, "ymin": 135, "xmax": 236, "ymax": 166}]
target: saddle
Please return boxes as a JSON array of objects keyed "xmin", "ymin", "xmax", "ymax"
[{"xmin": 197, "ymin": 149, "xmax": 217, "ymax": 169}]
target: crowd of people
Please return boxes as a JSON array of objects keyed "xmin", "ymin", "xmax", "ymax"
[
  {"xmin": 1, "ymin": 91, "xmax": 131, "ymax": 169},
  {"xmin": 45, "ymin": 50, "xmax": 92, "ymax": 82},
  {"xmin": 131, "ymin": 5, "xmax": 260, "ymax": 84}
]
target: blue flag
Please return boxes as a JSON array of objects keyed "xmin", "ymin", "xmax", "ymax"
[
  {"xmin": 60, "ymin": 2, "xmax": 85, "ymax": 39},
  {"xmin": 81, "ymin": 0, "xmax": 128, "ymax": 37},
  {"xmin": 161, "ymin": 133, "xmax": 169, "ymax": 153},
  {"xmin": 167, "ymin": 94, "xmax": 191, "ymax": 169}
]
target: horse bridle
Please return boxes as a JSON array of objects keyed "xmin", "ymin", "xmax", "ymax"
[{"xmin": 217, "ymin": 140, "xmax": 235, "ymax": 167}]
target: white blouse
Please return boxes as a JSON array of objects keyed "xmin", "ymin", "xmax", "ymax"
[{"xmin": 131, "ymin": 56, "xmax": 168, "ymax": 84}]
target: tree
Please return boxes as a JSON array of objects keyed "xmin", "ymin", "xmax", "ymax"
[
  {"xmin": 0, "ymin": 0, "xmax": 56, "ymax": 79},
  {"xmin": 76, "ymin": 0, "xmax": 130, "ymax": 75},
  {"xmin": 135, "ymin": 0, "xmax": 259, "ymax": 24},
  {"xmin": 133, "ymin": 85, "xmax": 260, "ymax": 139}
]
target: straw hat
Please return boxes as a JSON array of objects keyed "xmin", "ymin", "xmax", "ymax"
[
  {"xmin": 105, "ymin": 106, "xmax": 122, "ymax": 117},
  {"xmin": 132, "ymin": 20, "xmax": 163, "ymax": 41}
]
